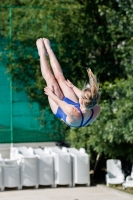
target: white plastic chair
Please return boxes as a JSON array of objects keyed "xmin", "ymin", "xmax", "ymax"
[
  {"xmin": 47, "ymin": 147, "xmax": 72, "ymax": 187},
  {"xmin": 34, "ymin": 148, "xmax": 54, "ymax": 187},
  {"xmin": 106, "ymin": 159, "xmax": 125, "ymax": 186},
  {"xmin": 67, "ymin": 147, "xmax": 90, "ymax": 187},
  {"xmin": 10, "ymin": 146, "xmax": 29, "ymax": 160},
  {"xmin": 79, "ymin": 148, "xmax": 86, "ymax": 153},
  {"xmin": 11, "ymin": 146, "xmax": 34, "ymax": 158},
  {"xmin": 20, "ymin": 156, "xmax": 39, "ymax": 189},
  {"xmin": 123, "ymin": 165, "xmax": 133, "ymax": 189},
  {"xmin": 3, "ymin": 159, "xmax": 21, "ymax": 190},
  {"xmin": 10, "ymin": 146, "xmax": 39, "ymax": 189}
]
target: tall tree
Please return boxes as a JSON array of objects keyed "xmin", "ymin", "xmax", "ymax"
[{"xmin": 0, "ymin": 0, "xmax": 133, "ymax": 160}]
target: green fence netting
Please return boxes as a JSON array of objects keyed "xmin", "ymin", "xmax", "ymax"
[
  {"xmin": 0, "ymin": 6, "xmax": 64, "ymax": 143},
  {"xmin": 0, "ymin": 59, "xmax": 64, "ymax": 143}
]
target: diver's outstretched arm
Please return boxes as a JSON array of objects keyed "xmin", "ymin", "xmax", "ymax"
[{"xmin": 65, "ymin": 79, "xmax": 83, "ymax": 98}]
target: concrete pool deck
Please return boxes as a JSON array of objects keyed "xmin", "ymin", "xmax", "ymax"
[{"xmin": 0, "ymin": 185, "xmax": 133, "ymax": 200}]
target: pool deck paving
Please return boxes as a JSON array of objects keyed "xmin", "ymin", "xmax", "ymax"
[{"xmin": 0, "ymin": 185, "xmax": 133, "ymax": 200}]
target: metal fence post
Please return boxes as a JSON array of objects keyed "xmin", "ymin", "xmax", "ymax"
[{"xmin": 9, "ymin": 6, "xmax": 13, "ymax": 146}]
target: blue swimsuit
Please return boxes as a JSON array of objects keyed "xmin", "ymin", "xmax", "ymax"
[{"xmin": 55, "ymin": 97, "xmax": 94, "ymax": 128}]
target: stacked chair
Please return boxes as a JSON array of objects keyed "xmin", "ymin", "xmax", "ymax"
[
  {"xmin": 34, "ymin": 148, "xmax": 54, "ymax": 187},
  {"xmin": 62, "ymin": 147, "xmax": 90, "ymax": 187},
  {"xmin": 106, "ymin": 159, "xmax": 125, "ymax": 186},
  {"xmin": 122, "ymin": 164, "xmax": 133, "ymax": 189},
  {"xmin": 46, "ymin": 147, "xmax": 72, "ymax": 187},
  {"xmin": 10, "ymin": 146, "xmax": 39, "ymax": 189},
  {"xmin": 0, "ymin": 154, "xmax": 21, "ymax": 191},
  {"xmin": 0, "ymin": 146, "xmax": 91, "ymax": 191},
  {"xmin": 3, "ymin": 159, "xmax": 21, "ymax": 190}
]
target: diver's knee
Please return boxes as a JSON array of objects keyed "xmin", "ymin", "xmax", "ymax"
[{"xmin": 55, "ymin": 73, "xmax": 65, "ymax": 83}]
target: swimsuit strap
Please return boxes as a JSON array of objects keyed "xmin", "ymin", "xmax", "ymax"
[
  {"xmin": 76, "ymin": 106, "xmax": 84, "ymax": 127},
  {"xmin": 70, "ymin": 107, "xmax": 93, "ymax": 128},
  {"xmin": 82, "ymin": 109, "xmax": 94, "ymax": 127},
  {"xmin": 61, "ymin": 98, "xmax": 93, "ymax": 128}
]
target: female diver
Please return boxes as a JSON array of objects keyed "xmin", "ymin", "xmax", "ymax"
[{"xmin": 36, "ymin": 38, "xmax": 100, "ymax": 128}]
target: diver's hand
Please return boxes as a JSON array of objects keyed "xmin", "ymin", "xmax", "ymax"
[
  {"xmin": 44, "ymin": 86, "xmax": 54, "ymax": 96},
  {"xmin": 65, "ymin": 79, "xmax": 74, "ymax": 89}
]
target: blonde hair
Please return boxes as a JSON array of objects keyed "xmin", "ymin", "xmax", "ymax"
[{"xmin": 82, "ymin": 68, "xmax": 100, "ymax": 108}]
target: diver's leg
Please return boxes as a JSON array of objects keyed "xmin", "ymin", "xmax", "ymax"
[
  {"xmin": 36, "ymin": 38, "xmax": 64, "ymax": 113},
  {"xmin": 43, "ymin": 38, "xmax": 78, "ymax": 102}
]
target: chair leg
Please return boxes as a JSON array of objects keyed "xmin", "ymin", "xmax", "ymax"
[
  {"xmin": 18, "ymin": 185, "xmax": 22, "ymax": 190},
  {"xmin": 72, "ymin": 183, "xmax": 75, "ymax": 187},
  {"xmin": 86, "ymin": 182, "xmax": 90, "ymax": 187},
  {"xmin": 69, "ymin": 183, "xmax": 72, "ymax": 187},
  {"xmin": 35, "ymin": 184, "xmax": 39, "ymax": 189},
  {"xmin": 107, "ymin": 182, "xmax": 109, "ymax": 187},
  {"xmin": 51, "ymin": 184, "xmax": 55, "ymax": 188},
  {"xmin": 0, "ymin": 186, "xmax": 5, "ymax": 191}
]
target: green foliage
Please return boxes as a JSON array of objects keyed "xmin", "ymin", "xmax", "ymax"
[
  {"xmin": 67, "ymin": 77, "xmax": 133, "ymax": 162},
  {"xmin": 0, "ymin": 0, "xmax": 133, "ymax": 162},
  {"xmin": 38, "ymin": 107, "xmax": 68, "ymax": 141}
]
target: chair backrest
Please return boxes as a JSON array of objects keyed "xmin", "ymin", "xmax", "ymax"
[
  {"xmin": 34, "ymin": 148, "xmax": 44, "ymax": 155},
  {"xmin": 17, "ymin": 146, "xmax": 35, "ymax": 157},
  {"xmin": 52, "ymin": 147, "xmax": 70, "ymax": 155},
  {"xmin": 34, "ymin": 148, "xmax": 48, "ymax": 158},
  {"xmin": 17, "ymin": 146, "xmax": 28, "ymax": 151},
  {"xmin": 79, "ymin": 148, "xmax": 86, "ymax": 153},
  {"xmin": 17, "ymin": 146, "xmax": 28, "ymax": 154},
  {"xmin": 62, "ymin": 147, "xmax": 68, "ymax": 153},
  {"xmin": 28, "ymin": 147, "xmax": 34, "ymax": 155},
  {"xmin": 68, "ymin": 148, "xmax": 79, "ymax": 154},
  {"xmin": 4, "ymin": 159, "xmax": 18, "ymax": 166},
  {"xmin": 21, "ymin": 157, "xmax": 38, "ymax": 168},
  {"xmin": 51, "ymin": 147, "xmax": 62, "ymax": 153},
  {"xmin": 107, "ymin": 159, "xmax": 123, "ymax": 178},
  {"xmin": 44, "ymin": 147, "xmax": 51, "ymax": 154}
]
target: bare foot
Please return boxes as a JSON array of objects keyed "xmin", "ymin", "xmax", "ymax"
[
  {"xmin": 36, "ymin": 38, "xmax": 47, "ymax": 56},
  {"xmin": 43, "ymin": 38, "xmax": 51, "ymax": 54}
]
